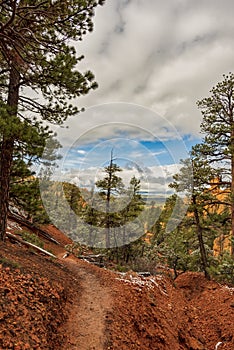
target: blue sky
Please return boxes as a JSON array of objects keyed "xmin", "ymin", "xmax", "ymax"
[
  {"xmin": 42, "ymin": 0, "xmax": 234, "ymax": 195},
  {"xmin": 45, "ymin": 103, "xmax": 198, "ymax": 197},
  {"xmin": 53, "ymin": 135, "xmax": 197, "ymax": 198},
  {"xmin": 52, "ymin": 102, "xmax": 201, "ymax": 169},
  {"xmin": 37, "ymin": 0, "xmax": 234, "ymax": 245},
  {"xmin": 61, "ymin": 135, "xmax": 201, "ymax": 170}
]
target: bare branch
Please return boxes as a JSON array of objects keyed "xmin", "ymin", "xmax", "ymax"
[
  {"xmin": 17, "ymin": 1, "xmax": 49, "ymax": 12},
  {"xmin": 0, "ymin": 0, "xmax": 17, "ymax": 31}
]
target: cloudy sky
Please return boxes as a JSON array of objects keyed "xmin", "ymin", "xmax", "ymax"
[
  {"xmin": 76, "ymin": 0, "xmax": 234, "ymax": 133},
  {"xmin": 44, "ymin": 0, "xmax": 234, "ymax": 196}
]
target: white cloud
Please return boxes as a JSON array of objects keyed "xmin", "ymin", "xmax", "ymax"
[
  {"xmin": 52, "ymin": 102, "xmax": 187, "ymax": 152},
  {"xmin": 77, "ymin": 149, "xmax": 86, "ymax": 154},
  {"xmin": 41, "ymin": 0, "xmax": 233, "ymax": 188},
  {"xmin": 53, "ymin": 161, "xmax": 182, "ymax": 198},
  {"xmin": 73, "ymin": 0, "xmax": 234, "ymax": 138}
]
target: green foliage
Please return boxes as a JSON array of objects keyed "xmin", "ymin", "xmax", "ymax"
[
  {"xmin": 94, "ymin": 153, "xmax": 144, "ymax": 247},
  {"xmin": 196, "ymin": 73, "xmax": 234, "ymax": 169},
  {"xmin": 39, "ymin": 180, "xmax": 82, "ymax": 234},
  {"xmin": 102, "ymin": 237, "xmax": 158, "ymax": 274},
  {"xmin": 20, "ymin": 230, "xmax": 44, "ymax": 249},
  {"xmin": 115, "ymin": 264, "xmax": 129, "ymax": 273},
  {"xmin": 97, "ymin": 73, "xmax": 234, "ymax": 276},
  {"xmin": 129, "ymin": 246, "xmax": 158, "ymax": 274},
  {"xmin": 96, "ymin": 162, "xmax": 124, "ymax": 197},
  {"xmin": 169, "ymin": 154, "xmax": 226, "ymax": 278},
  {"xmin": 149, "ymin": 191, "xmax": 228, "ymax": 278},
  {"xmin": 151, "ymin": 195, "xmax": 184, "ymax": 243},
  {"xmin": 123, "ymin": 176, "xmax": 145, "ymax": 221},
  {"xmin": 10, "ymin": 176, "xmax": 50, "ymax": 224},
  {"xmin": 39, "ymin": 176, "xmax": 142, "ymax": 248},
  {"xmin": 0, "ymin": 0, "xmax": 105, "ymax": 239},
  {"xmin": 193, "ymin": 73, "xmax": 234, "ymax": 254},
  {"xmin": 0, "ymin": 256, "xmax": 20, "ymax": 269},
  {"xmin": 0, "ymin": 1, "xmax": 105, "ymax": 118},
  {"xmin": 209, "ymin": 253, "xmax": 234, "ymax": 285}
]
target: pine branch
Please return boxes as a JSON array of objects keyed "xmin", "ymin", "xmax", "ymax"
[{"xmin": 0, "ymin": 0, "xmax": 17, "ymax": 31}]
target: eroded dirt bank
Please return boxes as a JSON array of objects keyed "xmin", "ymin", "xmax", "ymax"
[
  {"xmin": 1, "ymin": 231, "xmax": 234, "ymax": 350},
  {"xmin": 105, "ymin": 271, "xmax": 234, "ymax": 350},
  {"xmin": 59, "ymin": 256, "xmax": 234, "ymax": 350}
]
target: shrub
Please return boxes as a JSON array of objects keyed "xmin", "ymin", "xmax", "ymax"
[
  {"xmin": 20, "ymin": 231, "xmax": 44, "ymax": 249},
  {"xmin": 209, "ymin": 253, "xmax": 234, "ymax": 285}
]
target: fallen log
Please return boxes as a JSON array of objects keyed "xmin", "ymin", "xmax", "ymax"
[
  {"xmin": 8, "ymin": 212, "xmax": 60, "ymax": 245},
  {"xmin": 137, "ymin": 272, "xmax": 151, "ymax": 277},
  {"xmin": 6, "ymin": 232, "xmax": 57, "ymax": 259},
  {"xmin": 79, "ymin": 254, "xmax": 105, "ymax": 267}
]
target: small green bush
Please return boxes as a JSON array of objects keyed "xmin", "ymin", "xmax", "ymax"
[
  {"xmin": 20, "ymin": 230, "xmax": 44, "ymax": 249},
  {"xmin": 0, "ymin": 257, "xmax": 20, "ymax": 269},
  {"xmin": 116, "ymin": 264, "xmax": 129, "ymax": 273},
  {"xmin": 209, "ymin": 253, "xmax": 234, "ymax": 285}
]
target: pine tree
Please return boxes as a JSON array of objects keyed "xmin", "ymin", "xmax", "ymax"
[
  {"xmin": 127, "ymin": 176, "xmax": 145, "ymax": 216},
  {"xmin": 121, "ymin": 176, "xmax": 144, "ymax": 245},
  {"xmin": 96, "ymin": 151, "xmax": 124, "ymax": 248},
  {"xmin": 7, "ymin": 121, "xmax": 59, "ymax": 222},
  {"xmin": 194, "ymin": 73, "xmax": 234, "ymax": 255},
  {"xmin": 0, "ymin": 0, "xmax": 105, "ymax": 240},
  {"xmin": 169, "ymin": 156, "xmax": 222, "ymax": 278},
  {"xmin": 82, "ymin": 187, "xmax": 99, "ymax": 246}
]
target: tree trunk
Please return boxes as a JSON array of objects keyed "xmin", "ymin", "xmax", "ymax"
[
  {"xmin": 0, "ymin": 67, "xmax": 20, "ymax": 241},
  {"xmin": 192, "ymin": 195, "xmax": 210, "ymax": 279},
  {"xmin": 105, "ymin": 158, "xmax": 112, "ymax": 248},
  {"xmin": 105, "ymin": 204, "xmax": 111, "ymax": 248},
  {"xmin": 0, "ymin": 138, "xmax": 15, "ymax": 240},
  {"xmin": 231, "ymin": 128, "xmax": 234, "ymax": 256}
]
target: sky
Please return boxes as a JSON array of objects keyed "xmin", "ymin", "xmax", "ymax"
[
  {"xmin": 76, "ymin": 0, "xmax": 234, "ymax": 131},
  {"xmin": 42, "ymin": 0, "xmax": 234, "ymax": 197}
]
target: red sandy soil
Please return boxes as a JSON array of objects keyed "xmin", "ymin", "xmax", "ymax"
[{"xmin": 0, "ymin": 223, "xmax": 234, "ymax": 350}]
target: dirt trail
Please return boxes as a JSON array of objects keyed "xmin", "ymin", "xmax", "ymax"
[
  {"xmin": 1, "ymin": 235, "xmax": 234, "ymax": 350},
  {"xmin": 60, "ymin": 259, "xmax": 112, "ymax": 350}
]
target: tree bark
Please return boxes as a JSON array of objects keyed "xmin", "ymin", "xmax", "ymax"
[
  {"xmin": 105, "ymin": 156, "xmax": 113, "ymax": 248},
  {"xmin": 0, "ymin": 138, "xmax": 15, "ymax": 240},
  {"xmin": 0, "ymin": 67, "xmax": 20, "ymax": 241},
  {"xmin": 231, "ymin": 127, "xmax": 234, "ymax": 256}
]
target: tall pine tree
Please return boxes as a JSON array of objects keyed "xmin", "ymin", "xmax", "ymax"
[
  {"xmin": 169, "ymin": 157, "xmax": 219, "ymax": 278},
  {"xmin": 194, "ymin": 73, "xmax": 234, "ymax": 255},
  {"xmin": 0, "ymin": 0, "xmax": 105, "ymax": 240},
  {"xmin": 96, "ymin": 151, "xmax": 124, "ymax": 248}
]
